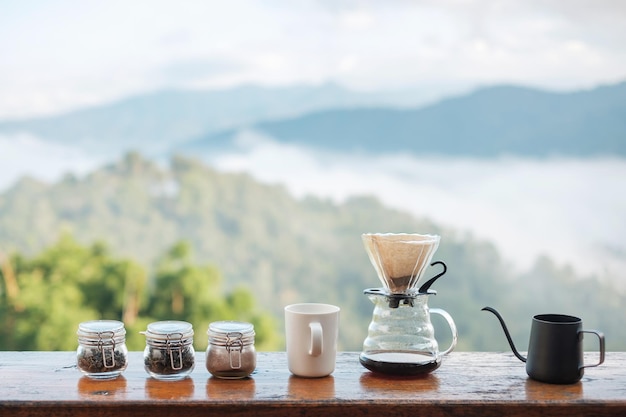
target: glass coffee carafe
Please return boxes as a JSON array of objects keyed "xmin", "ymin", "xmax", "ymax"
[{"xmin": 360, "ymin": 233, "xmax": 457, "ymax": 376}]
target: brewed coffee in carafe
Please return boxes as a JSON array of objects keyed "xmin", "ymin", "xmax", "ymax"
[{"xmin": 360, "ymin": 233, "xmax": 457, "ymax": 376}]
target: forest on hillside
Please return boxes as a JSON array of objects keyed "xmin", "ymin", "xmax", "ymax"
[
  {"xmin": 0, "ymin": 235, "xmax": 277, "ymax": 351},
  {"xmin": 1, "ymin": 153, "xmax": 624, "ymax": 351}
]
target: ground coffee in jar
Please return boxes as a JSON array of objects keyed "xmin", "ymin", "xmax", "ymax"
[
  {"xmin": 142, "ymin": 320, "xmax": 195, "ymax": 380},
  {"xmin": 206, "ymin": 321, "xmax": 256, "ymax": 379},
  {"xmin": 77, "ymin": 320, "xmax": 128, "ymax": 380}
]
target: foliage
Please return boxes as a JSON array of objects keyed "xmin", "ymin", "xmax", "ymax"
[
  {"xmin": 1, "ymin": 153, "xmax": 625, "ymax": 351},
  {"xmin": 0, "ymin": 234, "xmax": 278, "ymax": 351}
]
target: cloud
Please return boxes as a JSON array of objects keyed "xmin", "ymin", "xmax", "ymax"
[
  {"xmin": 0, "ymin": 133, "xmax": 106, "ymax": 190},
  {"xmin": 1, "ymin": 1, "xmax": 625, "ymax": 119},
  {"xmin": 208, "ymin": 132, "xmax": 626, "ymax": 282},
  {"xmin": 157, "ymin": 57, "xmax": 245, "ymax": 86}
]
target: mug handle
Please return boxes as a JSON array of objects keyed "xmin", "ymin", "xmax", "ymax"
[
  {"xmin": 579, "ymin": 329, "xmax": 605, "ymax": 369},
  {"xmin": 309, "ymin": 322, "xmax": 323, "ymax": 357},
  {"xmin": 430, "ymin": 308, "xmax": 458, "ymax": 356}
]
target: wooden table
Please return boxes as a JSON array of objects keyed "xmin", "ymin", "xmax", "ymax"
[{"xmin": 1, "ymin": 351, "xmax": 625, "ymax": 416}]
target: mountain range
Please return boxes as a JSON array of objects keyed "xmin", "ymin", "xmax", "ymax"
[
  {"xmin": 1, "ymin": 81, "xmax": 624, "ymax": 158},
  {"xmin": 0, "ymin": 83, "xmax": 431, "ymax": 155},
  {"xmin": 184, "ymin": 81, "xmax": 626, "ymax": 157}
]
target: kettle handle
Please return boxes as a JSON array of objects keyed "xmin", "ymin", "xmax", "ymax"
[
  {"xmin": 579, "ymin": 329, "xmax": 605, "ymax": 369},
  {"xmin": 481, "ymin": 306, "xmax": 527, "ymax": 362},
  {"xmin": 430, "ymin": 308, "xmax": 457, "ymax": 356}
]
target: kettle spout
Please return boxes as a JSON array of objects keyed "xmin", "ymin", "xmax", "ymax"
[{"xmin": 481, "ymin": 307, "xmax": 527, "ymax": 363}]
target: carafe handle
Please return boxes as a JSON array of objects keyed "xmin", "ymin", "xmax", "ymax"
[{"xmin": 430, "ymin": 308, "xmax": 457, "ymax": 356}]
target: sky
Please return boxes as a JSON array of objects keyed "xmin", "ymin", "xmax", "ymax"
[
  {"xmin": 1, "ymin": 1, "xmax": 625, "ymax": 284},
  {"xmin": 1, "ymin": 0, "xmax": 626, "ymax": 120}
]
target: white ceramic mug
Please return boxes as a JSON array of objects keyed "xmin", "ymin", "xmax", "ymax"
[{"xmin": 284, "ymin": 303, "xmax": 340, "ymax": 377}]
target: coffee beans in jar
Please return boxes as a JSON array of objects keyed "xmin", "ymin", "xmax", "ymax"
[
  {"xmin": 77, "ymin": 320, "xmax": 128, "ymax": 380},
  {"xmin": 206, "ymin": 321, "xmax": 256, "ymax": 379},
  {"xmin": 142, "ymin": 321, "xmax": 195, "ymax": 380}
]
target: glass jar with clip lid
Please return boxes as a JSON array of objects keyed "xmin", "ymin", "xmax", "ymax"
[
  {"xmin": 142, "ymin": 320, "xmax": 195, "ymax": 380},
  {"xmin": 206, "ymin": 321, "xmax": 256, "ymax": 379},
  {"xmin": 77, "ymin": 320, "xmax": 128, "ymax": 380}
]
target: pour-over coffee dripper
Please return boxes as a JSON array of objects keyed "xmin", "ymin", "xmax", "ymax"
[
  {"xmin": 360, "ymin": 233, "xmax": 457, "ymax": 376},
  {"xmin": 362, "ymin": 233, "xmax": 440, "ymax": 295}
]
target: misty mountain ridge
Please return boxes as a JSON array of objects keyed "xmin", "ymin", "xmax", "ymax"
[
  {"xmin": 182, "ymin": 81, "xmax": 626, "ymax": 158},
  {"xmin": 1, "ymin": 81, "xmax": 624, "ymax": 159},
  {"xmin": 0, "ymin": 83, "xmax": 437, "ymax": 155}
]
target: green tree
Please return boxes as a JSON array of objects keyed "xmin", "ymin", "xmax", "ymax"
[
  {"xmin": 146, "ymin": 241, "xmax": 279, "ymax": 350},
  {"xmin": 0, "ymin": 234, "xmax": 128, "ymax": 350},
  {"xmin": 0, "ymin": 235, "xmax": 279, "ymax": 351}
]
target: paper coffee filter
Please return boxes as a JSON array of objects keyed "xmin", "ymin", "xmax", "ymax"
[{"xmin": 362, "ymin": 233, "xmax": 440, "ymax": 293}]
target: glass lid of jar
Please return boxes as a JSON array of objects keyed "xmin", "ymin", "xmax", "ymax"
[
  {"xmin": 208, "ymin": 321, "xmax": 254, "ymax": 335},
  {"xmin": 144, "ymin": 320, "xmax": 194, "ymax": 339},
  {"xmin": 77, "ymin": 320, "xmax": 125, "ymax": 335}
]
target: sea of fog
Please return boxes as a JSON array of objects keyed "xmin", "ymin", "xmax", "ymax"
[
  {"xmin": 0, "ymin": 133, "xmax": 107, "ymax": 188},
  {"xmin": 2, "ymin": 132, "xmax": 625, "ymax": 287}
]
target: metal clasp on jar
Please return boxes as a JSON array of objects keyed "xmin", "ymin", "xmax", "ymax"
[
  {"xmin": 97, "ymin": 331, "xmax": 117, "ymax": 369},
  {"xmin": 225, "ymin": 332, "xmax": 244, "ymax": 369},
  {"xmin": 166, "ymin": 332, "xmax": 184, "ymax": 371}
]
